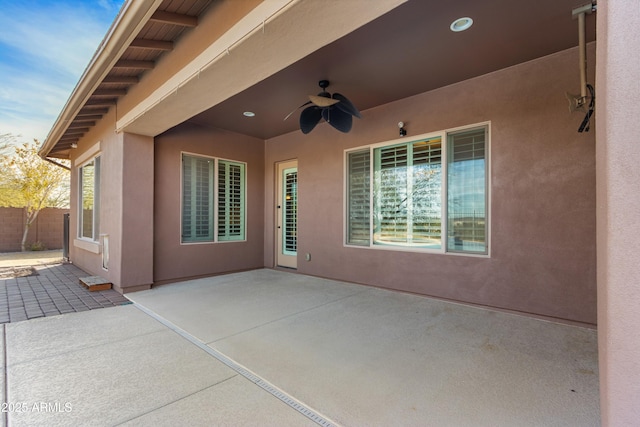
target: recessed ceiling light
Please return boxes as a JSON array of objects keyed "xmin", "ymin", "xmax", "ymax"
[
  {"xmin": 243, "ymin": 111, "xmax": 255, "ymax": 117},
  {"xmin": 450, "ymin": 17, "xmax": 473, "ymax": 32}
]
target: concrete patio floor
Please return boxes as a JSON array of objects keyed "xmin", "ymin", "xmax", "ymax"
[{"xmin": 3, "ymin": 269, "xmax": 600, "ymax": 426}]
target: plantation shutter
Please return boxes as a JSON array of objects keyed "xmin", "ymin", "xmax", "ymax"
[
  {"xmin": 347, "ymin": 150, "xmax": 371, "ymax": 245},
  {"xmin": 374, "ymin": 144, "xmax": 408, "ymax": 243},
  {"xmin": 182, "ymin": 155, "xmax": 214, "ymax": 242},
  {"xmin": 282, "ymin": 167, "xmax": 298, "ymax": 255},
  {"xmin": 411, "ymin": 139, "xmax": 442, "ymax": 245},
  {"xmin": 218, "ymin": 160, "xmax": 246, "ymax": 241}
]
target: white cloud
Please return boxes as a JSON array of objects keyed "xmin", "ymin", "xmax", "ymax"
[{"xmin": 0, "ymin": 0, "xmax": 123, "ymax": 143}]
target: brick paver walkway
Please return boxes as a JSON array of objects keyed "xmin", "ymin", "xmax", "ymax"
[{"xmin": 0, "ymin": 262, "xmax": 130, "ymax": 323}]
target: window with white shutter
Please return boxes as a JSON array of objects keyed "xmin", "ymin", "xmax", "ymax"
[
  {"xmin": 347, "ymin": 150, "xmax": 370, "ymax": 245},
  {"xmin": 345, "ymin": 123, "xmax": 488, "ymax": 255},
  {"xmin": 181, "ymin": 154, "xmax": 246, "ymax": 244},
  {"xmin": 182, "ymin": 155, "xmax": 214, "ymax": 242},
  {"xmin": 218, "ymin": 160, "xmax": 246, "ymax": 241},
  {"xmin": 373, "ymin": 137, "xmax": 442, "ymax": 248}
]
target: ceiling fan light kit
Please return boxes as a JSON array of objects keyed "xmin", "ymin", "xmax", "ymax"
[{"xmin": 286, "ymin": 80, "xmax": 361, "ymax": 134}]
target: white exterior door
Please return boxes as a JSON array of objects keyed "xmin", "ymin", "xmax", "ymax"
[{"xmin": 276, "ymin": 160, "xmax": 298, "ymax": 268}]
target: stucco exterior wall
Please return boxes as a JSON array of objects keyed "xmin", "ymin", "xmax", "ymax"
[
  {"xmin": 265, "ymin": 45, "xmax": 597, "ymax": 324},
  {"xmin": 153, "ymin": 123, "xmax": 265, "ymax": 283},
  {"xmin": 68, "ymin": 107, "xmax": 155, "ymax": 292},
  {"xmin": 69, "ymin": 108, "xmax": 120, "ymax": 281},
  {"xmin": 596, "ymin": 1, "xmax": 640, "ymax": 424},
  {"xmin": 118, "ymin": 132, "xmax": 154, "ymax": 291}
]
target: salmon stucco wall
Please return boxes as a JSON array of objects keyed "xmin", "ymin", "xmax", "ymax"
[
  {"xmin": 596, "ymin": 1, "xmax": 640, "ymax": 424},
  {"xmin": 153, "ymin": 123, "xmax": 265, "ymax": 283},
  {"xmin": 68, "ymin": 105, "xmax": 155, "ymax": 292},
  {"xmin": 69, "ymin": 108, "xmax": 121, "ymax": 282},
  {"xmin": 265, "ymin": 45, "xmax": 597, "ymax": 324}
]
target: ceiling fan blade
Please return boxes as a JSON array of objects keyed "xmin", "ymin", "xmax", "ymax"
[
  {"xmin": 300, "ymin": 106, "xmax": 322, "ymax": 134},
  {"xmin": 322, "ymin": 107, "xmax": 353, "ymax": 133},
  {"xmin": 309, "ymin": 95, "xmax": 340, "ymax": 107},
  {"xmin": 332, "ymin": 93, "xmax": 361, "ymax": 118},
  {"xmin": 284, "ymin": 101, "xmax": 312, "ymax": 121}
]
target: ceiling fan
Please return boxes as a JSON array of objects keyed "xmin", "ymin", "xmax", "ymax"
[{"xmin": 285, "ymin": 80, "xmax": 361, "ymax": 134}]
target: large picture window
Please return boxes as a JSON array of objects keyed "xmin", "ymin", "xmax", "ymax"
[
  {"xmin": 78, "ymin": 156, "xmax": 100, "ymax": 241},
  {"xmin": 346, "ymin": 124, "xmax": 488, "ymax": 254},
  {"xmin": 182, "ymin": 154, "xmax": 246, "ymax": 243}
]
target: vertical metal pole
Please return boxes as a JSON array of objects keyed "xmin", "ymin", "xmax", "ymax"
[
  {"xmin": 63, "ymin": 213, "xmax": 69, "ymax": 261},
  {"xmin": 579, "ymin": 11, "xmax": 587, "ymax": 100}
]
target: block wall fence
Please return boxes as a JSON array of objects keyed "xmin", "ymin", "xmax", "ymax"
[{"xmin": 0, "ymin": 207, "xmax": 69, "ymax": 252}]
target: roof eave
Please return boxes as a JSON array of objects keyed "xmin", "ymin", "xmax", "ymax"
[{"xmin": 38, "ymin": 0, "xmax": 164, "ymax": 159}]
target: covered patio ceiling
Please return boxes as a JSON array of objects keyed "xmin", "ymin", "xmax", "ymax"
[
  {"xmin": 43, "ymin": 0, "xmax": 596, "ymax": 157},
  {"xmin": 187, "ymin": 0, "xmax": 596, "ymax": 140}
]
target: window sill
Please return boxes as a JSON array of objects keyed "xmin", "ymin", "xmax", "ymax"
[
  {"xmin": 344, "ymin": 242, "xmax": 490, "ymax": 258},
  {"xmin": 74, "ymin": 238, "xmax": 101, "ymax": 254},
  {"xmin": 180, "ymin": 239, "xmax": 247, "ymax": 245}
]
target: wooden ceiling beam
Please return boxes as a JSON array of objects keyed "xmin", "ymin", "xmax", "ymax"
[
  {"xmin": 54, "ymin": 144, "xmax": 77, "ymax": 150},
  {"xmin": 93, "ymin": 88, "xmax": 127, "ymax": 96},
  {"xmin": 84, "ymin": 99, "xmax": 118, "ymax": 106},
  {"xmin": 114, "ymin": 59, "xmax": 154, "ymax": 69},
  {"xmin": 150, "ymin": 10, "xmax": 197, "ymax": 27},
  {"xmin": 130, "ymin": 38, "xmax": 174, "ymax": 51},
  {"xmin": 48, "ymin": 146, "xmax": 69, "ymax": 153},
  {"xmin": 50, "ymin": 148, "xmax": 70, "ymax": 154},
  {"xmin": 102, "ymin": 75, "xmax": 139, "ymax": 84},
  {"xmin": 50, "ymin": 145, "xmax": 73, "ymax": 154},
  {"xmin": 63, "ymin": 131, "xmax": 87, "ymax": 137},
  {"xmin": 73, "ymin": 114, "xmax": 103, "ymax": 120},
  {"xmin": 64, "ymin": 127, "xmax": 89, "ymax": 133},
  {"xmin": 77, "ymin": 108, "xmax": 109, "ymax": 115},
  {"xmin": 68, "ymin": 122, "xmax": 95, "ymax": 128}
]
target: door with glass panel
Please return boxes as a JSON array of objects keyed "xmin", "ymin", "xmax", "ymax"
[{"xmin": 276, "ymin": 160, "xmax": 298, "ymax": 268}]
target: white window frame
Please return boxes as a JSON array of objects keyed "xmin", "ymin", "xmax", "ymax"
[
  {"xmin": 344, "ymin": 122, "xmax": 491, "ymax": 257},
  {"xmin": 180, "ymin": 152, "xmax": 247, "ymax": 245},
  {"xmin": 77, "ymin": 155, "xmax": 101, "ymax": 243}
]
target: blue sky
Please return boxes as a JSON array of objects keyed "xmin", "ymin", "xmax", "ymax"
[{"xmin": 0, "ymin": 0, "xmax": 124, "ymax": 144}]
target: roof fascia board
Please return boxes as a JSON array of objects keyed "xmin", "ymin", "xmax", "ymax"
[
  {"xmin": 116, "ymin": 0, "xmax": 407, "ymax": 137},
  {"xmin": 39, "ymin": 0, "xmax": 164, "ymax": 158}
]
